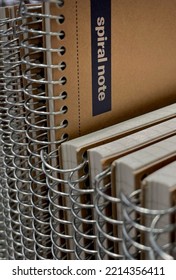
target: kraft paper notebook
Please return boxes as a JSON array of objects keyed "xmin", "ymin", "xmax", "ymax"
[
  {"xmin": 42, "ymin": 0, "xmax": 176, "ymax": 259},
  {"xmin": 42, "ymin": 0, "xmax": 176, "ymax": 141},
  {"xmin": 60, "ymin": 104, "xmax": 176, "ymax": 259},
  {"xmin": 60, "ymin": 105, "xmax": 176, "ymax": 259},
  {"xmin": 89, "ymin": 119, "xmax": 176, "ymax": 185},
  {"xmin": 88, "ymin": 119, "xmax": 176, "ymax": 259},
  {"xmin": 60, "ymin": 117, "xmax": 176, "ymax": 259},
  {"xmin": 113, "ymin": 136, "xmax": 176, "ymax": 259},
  {"xmin": 61, "ymin": 104, "xmax": 176, "ymax": 171},
  {"xmin": 141, "ymin": 161, "xmax": 176, "ymax": 259}
]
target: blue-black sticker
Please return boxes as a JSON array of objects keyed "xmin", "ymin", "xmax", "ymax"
[{"xmin": 91, "ymin": 0, "xmax": 111, "ymax": 116}]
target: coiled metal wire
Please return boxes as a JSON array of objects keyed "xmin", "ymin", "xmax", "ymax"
[
  {"xmin": 2, "ymin": 10, "xmax": 26, "ymax": 259},
  {"xmin": 0, "ymin": 11, "xmax": 15, "ymax": 260},
  {"xmin": 121, "ymin": 190, "xmax": 176, "ymax": 260},
  {"xmin": 20, "ymin": 0, "xmax": 68, "ymax": 259},
  {"xmin": 41, "ymin": 149, "xmax": 93, "ymax": 260},
  {"xmin": 149, "ymin": 209, "xmax": 176, "ymax": 260},
  {"xmin": 0, "ymin": 12, "xmax": 8, "ymax": 260},
  {"xmin": 67, "ymin": 155, "xmax": 97, "ymax": 260},
  {"xmin": 6, "ymin": 5, "xmax": 37, "ymax": 259},
  {"xmin": 0, "ymin": 146, "xmax": 7, "ymax": 260},
  {"xmin": 94, "ymin": 168, "xmax": 124, "ymax": 260}
]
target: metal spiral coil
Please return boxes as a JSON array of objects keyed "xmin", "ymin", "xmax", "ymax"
[
  {"xmin": 41, "ymin": 149, "xmax": 88, "ymax": 260},
  {"xmin": 0, "ymin": 26, "xmax": 6, "ymax": 255},
  {"xmin": 67, "ymin": 155, "xmax": 97, "ymax": 260},
  {"xmin": 34, "ymin": 150, "xmax": 65, "ymax": 259},
  {"xmin": 9, "ymin": 110, "xmax": 35, "ymax": 260},
  {"xmin": 20, "ymin": 2, "xmax": 52, "ymax": 260},
  {"xmin": 149, "ymin": 210, "xmax": 176, "ymax": 260},
  {"xmin": 0, "ymin": 14, "xmax": 16, "ymax": 260},
  {"xmin": 0, "ymin": 145, "xmax": 7, "ymax": 260},
  {"xmin": 120, "ymin": 190, "xmax": 176, "ymax": 260},
  {"xmin": 0, "ymin": 132, "xmax": 12, "ymax": 260},
  {"xmin": 20, "ymin": 0, "xmax": 68, "ymax": 259},
  {"xmin": 0, "ymin": 187, "xmax": 7, "ymax": 259},
  {"xmin": 5, "ymin": 33, "xmax": 36, "ymax": 259},
  {"xmin": 2, "ymin": 13, "xmax": 26, "ymax": 259},
  {"xmin": 94, "ymin": 168, "xmax": 124, "ymax": 260}
]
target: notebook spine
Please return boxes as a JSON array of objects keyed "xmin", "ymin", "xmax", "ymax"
[
  {"xmin": 120, "ymin": 190, "xmax": 176, "ymax": 260},
  {"xmin": 95, "ymin": 168, "xmax": 123, "ymax": 260}
]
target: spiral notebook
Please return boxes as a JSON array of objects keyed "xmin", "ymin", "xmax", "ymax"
[
  {"xmin": 61, "ymin": 104, "xmax": 176, "ymax": 171},
  {"xmin": 42, "ymin": 0, "xmax": 176, "ymax": 258},
  {"xmin": 88, "ymin": 118, "xmax": 176, "ymax": 258},
  {"xmin": 60, "ymin": 104, "xmax": 176, "ymax": 259},
  {"xmin": 89, "ymin": 119, "xmax": 176, "ymax": 186},
  {"xmin": 42, "ymin": 0, "xmax": 176, "ymax": 141},
  {"xmin": 141, "ymin": 161, "xmax": 176, "ymax": 259},
  {"xmin": 60, "ymin": 105, "xmax": 176, "ymax": 257},
  {"xmin": 113, "ymin": 136, "xmax": 176, "ymax": 259},
  {"xmin": 60, "ymin": 116, "xmax": 176, "ymax": 259}
]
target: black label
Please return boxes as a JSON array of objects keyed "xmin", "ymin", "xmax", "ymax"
[{"xmin": 91, "ymin": 0, "xmax": 111, "ymax": 116}]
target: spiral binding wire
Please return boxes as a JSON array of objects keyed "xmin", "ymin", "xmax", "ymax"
[
  {"xmin": 20, "ymin": 0, "xmax": 68, "ymax": 259},
  {"xmin": 41, "ymin": 148, "xmax": 96, "ymax": 260},
  {"xmin": 0, "ymin": 143, "xmax": 7, "ymax": 260},
  {"xmin": 1, "ymin": 10, "xmax": 28, "ymax": 259},
  {"xmin": 41, "ymin": 149, "xmax": 76, "ymax": 259},
  {"xmin": 0, "ymin": 142, "xmax": 12, "ymax": 260},
  {"xmin": 0, "ymin": 183, "xmax": 7, "ymax": 260},
  {"xmin": 0, "ymin": 14, "xmax": 8, "ymax": 260},
  {"xmin": 94, "ymin": 168, "xmax": 124, "ymax": 260},
  {"xmin": 66, "ymin": 155, "xmax": 98, "ymax": 260},
  {"xmin": 120, "ymin": 190, "xmax": 176, "ymax": 260},
  {"xmin": 0, "ymin": 13, "xmax": 15, "ymax": 260},
  {"xmin": 4, "ymin": 8, "xmax": 37, "ymax": 259},
  {"xmin": 0, "ymin": 142, "xmax": 6, "ymax": 260},
  {"xmin": 41, "ymin": 142, "xmax": 101, "ymax": 260}
]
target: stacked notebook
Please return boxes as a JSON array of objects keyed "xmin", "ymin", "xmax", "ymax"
[
  {"xmin": 0, "ymin": 0, "xmax": 176, "ymax": 261},
  {"xmin": 59, "ymin": 106, "xmax": 176, "ymax": 259},
  {"xmin": 113, "ymin": 137, "xmax": 176, "ymax": 259},
  {"xmin": 30, "ymin": 0, "xmax": 176, "ymax": 260}
]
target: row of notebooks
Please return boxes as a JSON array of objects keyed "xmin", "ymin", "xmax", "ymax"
[
  {"xmin": 0, "ymin": 0, "xmax": 176, "ymax": 260},
  {"xmin": 42, "ymin": 0, "xmax": 176, "ymax": 259},
  {"xmin": 41, "ymin": 104, "xmax": 176, "ymax": 260}
]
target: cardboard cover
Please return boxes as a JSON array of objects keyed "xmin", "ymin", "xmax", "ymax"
[{"xmin": 43, "ymin": 0, "xmax": 176, "ymax": 141}]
